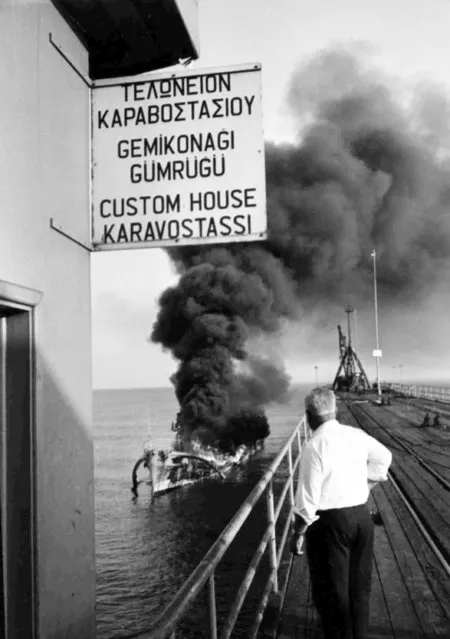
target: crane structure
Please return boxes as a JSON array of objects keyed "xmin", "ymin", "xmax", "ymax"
[{"xmin": 332, "ymin": 306, "xmax": 371, "ymax": 393}]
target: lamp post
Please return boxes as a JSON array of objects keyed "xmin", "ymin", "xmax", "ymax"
[
  {"xmin": 314, "ymin": 366, "xmax": 319, "ymax": 385},
  {"xmin": 371, "ymin": 249, "xmax": 382, "ymax": 400},
  {"xmin": 353, "ymin": 309, "xmax": 358, "ymax": 355}
]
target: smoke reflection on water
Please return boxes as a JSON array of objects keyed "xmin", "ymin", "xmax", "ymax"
[{"xmin": 94, "ymin": 385, "xmax": 310, "ymax": 639}]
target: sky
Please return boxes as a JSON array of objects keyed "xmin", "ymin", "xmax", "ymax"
[{"xmin": 91, "ymin": 0, "xmax": 450, "ymax": 389}]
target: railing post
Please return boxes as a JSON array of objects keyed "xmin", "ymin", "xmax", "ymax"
[
  {"xmin": 296, "ymin": 426, "xmax": 302, "ymax": 487},
  {"xmin": 143, "ymin": 423, "xmax": 303, "ymax": 639},
  {"xmin": 207, "ymin": 573, "xmax": 218, "ymax": 639},
  {"xmin": 266, "ymin": 480, "xmax": 279, "ymax": 593},
  {"xmin": 287, "ymin": 444, "xmax": 295, "ymax": 509}
]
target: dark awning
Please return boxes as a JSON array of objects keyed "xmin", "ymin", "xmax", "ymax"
[{"xmin": 51, "ymin": 0, "xmax": 199, "ymax": 80}]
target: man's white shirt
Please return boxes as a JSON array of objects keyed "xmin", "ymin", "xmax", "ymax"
[{"xmin": 294, "ymin": 419, "xmax": 392, "ymax": 527}]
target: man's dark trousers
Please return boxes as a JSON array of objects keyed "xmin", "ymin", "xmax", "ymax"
[{"xmin": 305, "ymin": 504, "xmax": 374, "ymax": 639}]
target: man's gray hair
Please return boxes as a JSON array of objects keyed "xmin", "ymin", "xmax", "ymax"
[{"xmin": 305, "ymin": 387, "xmax": 336, "ymax": 419}]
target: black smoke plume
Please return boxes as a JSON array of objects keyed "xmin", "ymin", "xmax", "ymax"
[{"xmin": 151, "ymin": 46, "xmax": 450, "ymax": 451}]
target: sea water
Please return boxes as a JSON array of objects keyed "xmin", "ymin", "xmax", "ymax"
[{"xmin": 94, "ymin": 385, "xmax": 311, "ymax": 638}]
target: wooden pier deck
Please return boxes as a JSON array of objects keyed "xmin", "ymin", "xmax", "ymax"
[{"xmin": 275, "ymin": 395, "xmax": 450, "ymax": 639}]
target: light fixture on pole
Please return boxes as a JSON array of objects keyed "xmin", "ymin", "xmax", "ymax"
[
  {"xmin": 314, "ymin": 365, "xmax": 319, "ymax": 385},
  {"xmin": 371, "ymin": 249, "xmax": 382, "ymax": 400}
]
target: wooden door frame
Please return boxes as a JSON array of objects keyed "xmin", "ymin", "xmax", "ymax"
[{"xmin": 0, "ymin": 279, "xmax": 42, "ymax": 639}]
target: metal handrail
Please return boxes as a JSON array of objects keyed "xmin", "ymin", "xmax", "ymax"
[
  {"xmin": 132, "ymin": 417, "xmax": 307, "ymax": 639},
  {"xmin": 385, "ymin": 382, "xmax": 450, "ymax": 403}
]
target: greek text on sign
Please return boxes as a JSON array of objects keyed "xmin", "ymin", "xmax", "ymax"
[{"xmin": 91, "ymin": 63, "xmax": 266, "ymax": 250}]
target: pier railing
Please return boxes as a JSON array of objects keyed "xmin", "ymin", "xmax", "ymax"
[
  {"xmin": 133, "ymin": 417, "xmax": 308, "ymax": 639},
  {"xmin": 384, "ymin": 383, "xmax": 450, "ymax": 403}
]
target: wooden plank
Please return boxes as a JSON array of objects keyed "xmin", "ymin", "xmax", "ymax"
[
  {"xmin": 345, "ymin": 402, "xmax": 450, "ymax": 568},
  {"xmin": 277, "ymin": 508, "xmax": 395, "ymax": 639},
  {"xmin": 381, "ymin": 482, "xmax": 450, "ymax": 635},
  {"xmin": 280, "ymin": 400, "xmax": 449, "ymax": 639},
  {"xmin": 366, "ymin": 403, "xmax": 450, "ymax": 454},
  {"xmin": 367, "ymin": 493, "xmax": 394, "ymax": 639},
  {"xmin": 395, "ymin": 396, "xmax": 450, "ymax": 422},
  {"xmin": 392, "ymin": 457, "xmax": 450, "ymax": 516},
  {"xmin": 336, "ymin": 402, "xmax": 357, "ymax": 426},
  {"xmin": 276, "ymin": 544, "xmax": 397, "ymax": 639},
  {"xmin": 372, "ymin": 485, "xmax": 450, "ymax": 636},
  {"xmin": 348, "ymin": 405, "xmax": 450, "ymax": 531},
  {"xmin": 276, "ymin": 553, "xmax": 322, "ymax": 639},
  {"xmin": 384, "ymin": 485, "xmax": 450, "ymax": 611},
  {"xmin": 370, "ymin": 502, "xmax": 423, "ymax": 633},
  {"xmin": 378, "ymin": 413, "xmax": 450, "ymax": 481},
  {"xmin": 387, "ymin": 464, "xmax": 450, "ymax": 562},
  {"xmin": 362, "ymin": 424, "xmax": 450, "ymax": 489},
  {"xmin": 276, "ymin": 554, "xmax": 310, "ymax": 639},
  {"xmin": 368, "ymin": 556, "xmax": 394, "ymax": 639},
  {"xmin": 304, "ymin": 575, "xmax": 320, "ymax": 639},
  {"xmin": 374, "ymin": 408, "xmax": 450, "ymax": 482}
]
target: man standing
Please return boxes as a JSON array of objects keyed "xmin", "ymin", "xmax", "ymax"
[{"xmin": 292, "ymin": 387, "xmax": 392, "ymax": 639}]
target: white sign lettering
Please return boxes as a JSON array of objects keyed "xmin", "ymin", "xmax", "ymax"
[{"xmin": 91, "ymin": 64, "xmax": 266, "ymax": 249}]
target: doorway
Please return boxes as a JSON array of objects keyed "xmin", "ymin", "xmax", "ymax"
[{"xmin": 0, "ymin": 300, "xmax": 35, "ymax": 638}]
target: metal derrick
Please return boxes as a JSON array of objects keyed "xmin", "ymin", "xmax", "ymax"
[{"xmin": 332, "ymin": 306, "xmax": 371, "ymax": 393}]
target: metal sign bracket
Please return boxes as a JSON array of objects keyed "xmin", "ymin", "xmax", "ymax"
[
  {"xmin": 48, "ymin": 33, "xmax": 93, "ymax": 89},
  {"xmin": 50, "ymin": 218, "xmax": 93, "ymax": 252}
]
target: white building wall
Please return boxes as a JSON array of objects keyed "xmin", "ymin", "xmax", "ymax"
[{"xmin": 0, "ymin": 2, "xmax": 95, "ymax": 637}]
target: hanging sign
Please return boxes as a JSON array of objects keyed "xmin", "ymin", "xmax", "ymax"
[{"xmin": 91, "ymin": 63, "xmax": 266, "ymax": 250}]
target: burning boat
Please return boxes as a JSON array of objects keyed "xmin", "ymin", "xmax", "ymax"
[
  {"xmin": 131, "ymin": 449, "xmax": 224, "ymax": 498},
  {"xmin": 131, "ymin": 412, "xmax": 265, "ymax": 498}
]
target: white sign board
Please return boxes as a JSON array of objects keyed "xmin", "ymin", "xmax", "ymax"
[
  {"xmin": 372, "ymin": 349, "xmax": 383, "ymax": 357},
  {"xmin": 91, "ymin": 64, "xmax": 266, "ymax": 250}
]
